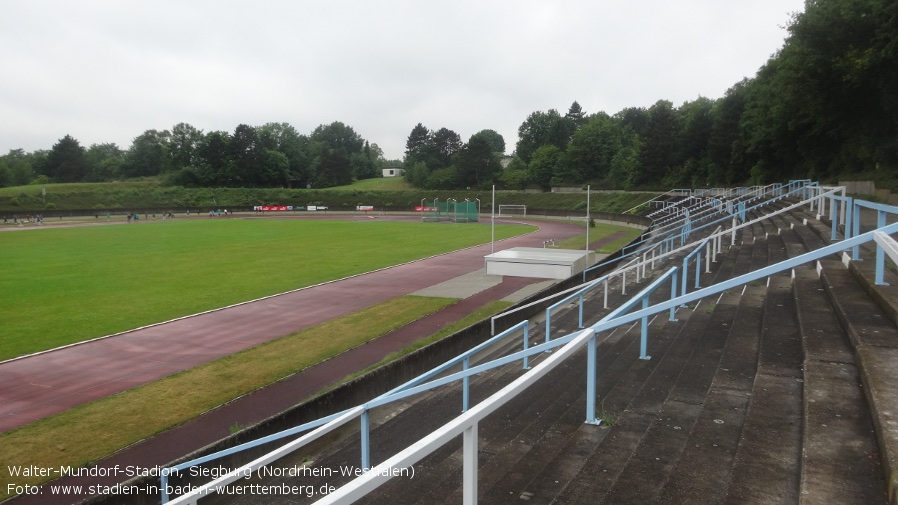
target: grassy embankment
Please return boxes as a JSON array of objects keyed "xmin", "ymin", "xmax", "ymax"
[{"xmin": 0, "ymin": 177, "xmax": 658, "ymax": 215}]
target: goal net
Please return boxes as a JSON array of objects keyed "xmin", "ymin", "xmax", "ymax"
[{"xmin": 498, "ymin": 204, "xmax": 527, "ymax": 217}]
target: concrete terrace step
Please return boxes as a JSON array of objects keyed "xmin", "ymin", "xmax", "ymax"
[
  {"xmin": 547, "ymin": 240, "xmax": 751, "ymax": 503},
  {"xmin": 775, "ymin": 211, "xmax": 892, "ymax": 504},
  {"xmin": 816, "ymin": 262, "xmax": 898, "ymax": 505},
  {"xmin": 597, "ymin": 291, "xmax": 742, "ymax": 505},
  {"xmin": 792, "ymin": 269, "xmax": 887, "ymax": 504},
  {"xmin": 722, "ymin": 275, "xmax": 804, "ymax": 505},
  {"xmin": 654, "ymin": 284, "xmax": 767, "ymax": 503}
]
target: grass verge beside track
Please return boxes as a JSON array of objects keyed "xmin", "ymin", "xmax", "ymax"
[{"xmin": 0, "ymin": 295, "xmax": 458, "ymax": 499}]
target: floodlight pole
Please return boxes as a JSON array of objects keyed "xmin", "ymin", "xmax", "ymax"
[
  {"xmin": 586, "ymin": 185, "xmax": 591, "ymax": 250},
  {"xmin": 491, "ymin": 185, "xmax": 495, "ymax": 253}
]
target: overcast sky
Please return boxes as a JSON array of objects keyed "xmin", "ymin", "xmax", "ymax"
[{"xmin": 1, "ymin": 0, "xmax": 805, "ymax": 160}]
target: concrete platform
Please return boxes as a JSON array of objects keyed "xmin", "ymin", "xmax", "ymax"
[
  {"xmin": 485, "ymin": 247, "xmax": 595, "ymax": 280},
  {"xmin": 412, "ymin": 268, "xmax": 558, "ymax": 303}
]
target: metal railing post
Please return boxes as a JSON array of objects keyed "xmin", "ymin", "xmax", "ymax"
[
  {"xmin": 670, "ymin": 269, "xmax": 678, "ymax": 321},
  {"xmin": 585, "ymin": 332, "xmax": 599, "ymax": 425},
  {"xmin": 578, "ymin": 293, "xmax": 585, "ymax": 328},
  {"xmin": 876, "ymin": 210, "xmax": 889, "ymax": 285},
  {"xmin": 695, "ymin": 250, "xmax": 702, "ymax": 289},
  {"xmin": 463, "ymin": 357, "xmax": 470, "ymax": 412},
  {"xmin": 853, "ymin": 201, "xmax": 862, "ymax": 260},
  {"xmin": 361, "ymin": 409, "xmax": 371, "ymax": 470},
  {"xmin": 640, "ymin": 297, "xmax": 651, "ymax": 360},
  {"xmin": 522, "ymin": 324, "xmax": 531, "ymax": 370},
  {"xmin": 682, "ymin": 256, "xmax": 689, "ymax": 297},
  {"xmin": 463, "ymin": 423, "xmax": 478, "ymax": 505}
]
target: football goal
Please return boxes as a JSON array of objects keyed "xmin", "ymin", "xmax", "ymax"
[{"xmin": 498, "ymin": 204, "xmax": 527, "ymax": 217}]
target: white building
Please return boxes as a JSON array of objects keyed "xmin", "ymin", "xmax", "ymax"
[{"xmin": 382, "ymin": 167, "xmax": 405, "ymax": 177}]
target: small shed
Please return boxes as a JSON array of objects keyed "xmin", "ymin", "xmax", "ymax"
[
  {"xmin": 484, "ymin": 247, "xmax": 596, "ymax": 280},
  {"xmin": 382, "ymin": 167, "xmax": 405, "ymax": 177}
]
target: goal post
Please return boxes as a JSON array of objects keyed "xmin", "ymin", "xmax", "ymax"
[{"xmin": 498, "ymin": 204, "xmax": 527, "ymax": 217}]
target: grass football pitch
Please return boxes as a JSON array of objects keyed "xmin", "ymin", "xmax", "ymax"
[{"xmin": 0, "ymin": 218, "xmax": 534, "ymax": 361}]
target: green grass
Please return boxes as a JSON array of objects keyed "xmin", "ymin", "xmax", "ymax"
[
  {"xmin": 0, "ymin": 179, "xmax": 163, "ymax": 198},
  {"xmin": 0, "ymin": 295, "xmax": 457, "ymax": 499},
  {"xmin": 326, "ymin": 176, "xmax": 413, "ymax": 191},
  {"xmin": 0, "ymin": 219, "xmax": 533, "ymax": 360},
  {"xmin": 344, "ymin": 300, "xmax": 515, "ymax": 384},
  {"xmin": 551, "ymin": 222, "xmax": 642, "ymax": 252}
]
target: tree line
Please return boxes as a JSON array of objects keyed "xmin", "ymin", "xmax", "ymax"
[
  {"xmin": 402, "ymin": 0, "xmax": 898, "ymax": 191},
  {"xmin": 0, "ymin": 122, "xmax": 393, "ymax": 189}
]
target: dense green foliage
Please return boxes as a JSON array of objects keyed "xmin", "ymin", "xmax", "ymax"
[
  {"xmin": 0, "ymin": 219, "xmax": 533, "ymax": 360},
  {"xmin": 0, "ymin": 122, "xmax": 388, "ymax": 190}
]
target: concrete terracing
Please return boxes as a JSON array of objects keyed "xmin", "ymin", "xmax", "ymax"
[{"xmin": 158, "ymin": 198, "xmax": 897, "ymax": 505}]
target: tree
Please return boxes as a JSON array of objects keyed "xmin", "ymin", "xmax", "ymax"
[
  {"xmin": 229, "ymin": 124, "xmax": 262, "ymax": 186},
  {"xmin": 257, "ymin": 122, "xmax": 312, "ymax": 185},
  {"xmin": 515, "ymin": 109, "xmax": 569, "ymax": 163},
  {"xmin": 634, "ymin": 100, "xmax": 680, "ymax": 187},
  {"xmin": 609, "ymin": 139, "xmax": 641, "ymax": 190},
  {"xmin": 731, "ymin": 0, "xmax": 898, "ymax": 179},
  {"xmin": 258, "ymin": 148, "xmax": 290, "ymax": 187},
  {"xmin": 351, "ymin": 140, "xmax": 381, "ymax": 180},
  {"xmin": 169, "ymin": 123, "xmax": 204, "ymax": 170},
  {"xmin": 498, "ymin": 157, "xmax": 529, "ymax": 189},
  {"xmin": 615, "ymin": 107, "xmax": 649, "ymax": 137},
  {"xmin": 85, "ymin": 143, "xmax": 124, "ymax": 182},
  {"xmin": 196, "ymin": 131, "xmax": 231, "ymax": 185},
  {"xmin": 566, "ymin": 112, "xmax": 622, "ymax": 183},
  {"xmin": 528, "ymin": 145, "xmax": 563, "ymax": 191},
  {"xmin": 46, "ymin": 135, "xmax": 89, "ymax": 182},
  {"xmin": 471, "ymin": 129, "xmax": 506, "ymax": 154},
  {"xmin": 121, "ymin": 130, "xmax": 171, "ymax": 178},
  {"xmin": 430, "ymin": 127, "xmax": 463, "ymax": 168},
  {"xmin": 404, "ymin": 160, "xmax": 430, "ymax": 187},
  {"xmin": 565, "ymin": 101, "xmax": 588, "ymax": 129},
  {"xmin": 708, "ymin": 81, "xmax": 749, "ymax": 184},
  {"xmin": 404, "ymin": 123, "xmax": 430, "ymax": 163},
  {"xmin": 456, "ymin": 135, "xmax": 501, "ymax": 188},
  {"xmin": 314, "ymin": 146, "xmax": 353, "ymax": 187},
  {"xmin": 311, "ymin": 122, "xmax": 364, "ymax": 155},
  {"xmin": 0, "ymin": 149, "xmax": 38, "ymax": 186}
]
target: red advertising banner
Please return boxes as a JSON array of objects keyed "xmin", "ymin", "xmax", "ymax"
[
  {"xmin": 254, "ymin": 206, "xmax": 294, "ymax": 211},
  {"xmin": 415, "ymin": 206, "xmax": 438, "ymax": 212}
]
